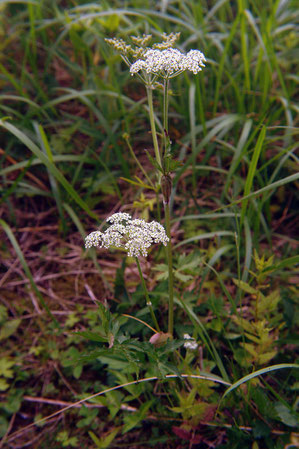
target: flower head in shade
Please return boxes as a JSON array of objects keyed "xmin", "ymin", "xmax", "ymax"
[
  {"xmin": 130, "ymin": 48, "xmax": 206, "ymax": 78},
  {"xmin": 183, "ymin": 333, "xmax": 198, "ymax": 350},
  {"xmin": 85, "ymin": 213, "xmax": 169, "ymax": 258}
]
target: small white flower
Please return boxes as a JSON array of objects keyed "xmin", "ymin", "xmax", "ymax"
[
  {"xmin": 85, "ymin": 231, "xmax": 103, "ymax": 249},
  {"xmin": 183, "ymin": 333, "xmax": 192, "ymax": 340},
  {"xmin": 184, "ymin": 340, "xmax": 198, "ymax": 350},
  {"xmin": 85, "ymin": 213, "xmax": 169, "ymax": 258},
  {"xmin": 183, "ymin": 333, "xmax": 198, "ymax": 350},
  {"xmin": 130, "ymin": 48, "xmax": 206, "ymax": 78}
]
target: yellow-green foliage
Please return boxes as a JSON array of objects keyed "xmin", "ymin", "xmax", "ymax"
[{"xmin": 232, "ymin": 252, "xmax": 284, "ymax": 367}]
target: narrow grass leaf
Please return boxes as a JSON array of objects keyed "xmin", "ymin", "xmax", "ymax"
[
  {"xmin": 240, "ymin": 125, "xmax": 266, "ymax": 227},
  {"xmin": 222, "ymin": 363, "xmax": 299, "ymax": 399},
  {"xmin": 213, "ymin": 13, "xmax": 240, "ymax": 115},
  {"xmin": 223, "ymin": 119, "xmax": 253, "ymax": 198},
  {"xmin": 0, "ymin": 120, "xmax": 98, "ymax": 220},
  {"xmin": 35, "ymin": 123, "xmax": 66, "ymax": 232},
  {"xmin": 198, "ymin": 245, "xmax": 234, "ymax": 297},
  {"xmin": 176, "ymin": 296, "xmax": 229, "ymax": 382},
  {"xmin": 174, "ymin": 231, "xmax": 234, "ymax": 249},
  {"xmin": 263, "ymin": 255, "xmax": 299, "ymax": 273},
  {"xmin": 242, "ymin": 217, "xmax": 252, "ymax": 282},
  {"xmin": 0, "ymin": 219, "xmax": 59, "ymax": 327},
  {"xmin": 202, "ymin": 262, "xmax": 237, "ymax": 315},
  {"xmin": 217, "ymin": 173, "xmax": 299, "ymax": 212}
]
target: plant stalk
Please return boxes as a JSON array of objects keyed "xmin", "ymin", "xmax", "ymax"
[
  {"xmin": 164, "ymin": 202, "xmax": 174, "ymax": 336},
  {"xmin": 135, "ymin": 257, "xmax": 160, "ymax": 332},
  {"xmin": 146, "ymin": 86, "xmax": 162, "ymax": 170},
  {"xmin": 163, "ymin": 78, "xmax": 169, "ymax": 157}
]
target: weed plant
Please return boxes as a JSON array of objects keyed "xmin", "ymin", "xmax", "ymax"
[{"xmin": 0, "ymin": 1, "xmax": 298, "ymax": 448}]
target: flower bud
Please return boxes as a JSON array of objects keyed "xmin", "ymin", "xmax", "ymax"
[
  {"xmin": 161, "ymin": 175, "xmax": 172, "ymax": 204},
  {"xmin": 149, "ymin": 332, "xmax": 172, "ymax": 347}
]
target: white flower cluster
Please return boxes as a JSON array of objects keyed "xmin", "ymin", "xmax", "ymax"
[
  {"xmin": 183, "ymin": 333, "xmax": 198, "ymax": 350},
  {"xmin": 85, "ymin": 212, "xmax": 169, "ymax": 258},
  {"xmin": 130, "ymin": 48, "xmax": 206, "ymax": 78}
]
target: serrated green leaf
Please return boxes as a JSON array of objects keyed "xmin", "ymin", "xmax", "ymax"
[
  {"xmin": 0, "ymin": 378, "xmax": 9, "ymax": 391},
  {"xmin": 119, "ymin": 177, "xmax": 153, "ymax": 190},
  {"xmin": 145, "ymin": 150, "xmax": 163, "ymax": 173},
  {"xmin": 65, "ymin": 313, "xmax": 79, "ymax": 328},
  {"xmin": 73, "ymin": 365, "xmax": 83, "ymax": 379},
  {"xmin": 274, "ymin": 403, "xmax": 298, "ymax": 427},
  {"xmin": 177, "ymin": 252, "xmax": 201, "ymax": 271},
  {"xmin": 77, "ymin": 349, "xmax": 109, "ymax": 363},
  {"xmin": 122, "ymin": 400, "xmax": 153, "ymax": 434},
  {"xmin": 263, "ymin": 255, "xmax": 299, "ymax": 272},
  {"xmin": 257, "ymin": 351, "xmax": 277, "ymax": 365},
  {"xmin": 0, "ymin": 319, "xmax": 21, "ymax": 341},
  {"xmin": 257, "ymin": 290, "xmax": 280, "ymax": 316},
  {"xmin": 232, "ymin": 279, "xmax": 258, "ymax": 294},
  {"xmin": 174, "ymin": 271, "xmax": 193, "ymax": 283},
  {"xmin": 0, "ymin": 358, "xmax": 14, "ymax": 378},
  {"xmin": 75, "ymin": 331, "xmax": 107, "ymax": 343},
  {"xmin": 89, "ymin": 427, "xmax": 120, "ymax": 448},
  {"xmin": 242, "ymin": 342, "xmax": 258, "ymax": 357},
  {"xmin": 157, "ymin": 339, "xmax": 185, "ymax": 355},
  {"xmin": 232, "ymin": 316, "xmax": 255, "ymax": 333},
  {"xmin": 167, "ymin": 158, "xmax": 183, "ymax": 172}
]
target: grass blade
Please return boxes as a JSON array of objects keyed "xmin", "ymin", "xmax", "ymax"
[
  {"xmin": 174, "ymin": 231, "xmax": 234, "ymax": 249},
  {"xmin": 222, "ymin": 363, "xmax": 299, "ymax": 399},
  {"xmin": 0, "ymin": 219, "xmax": 59, "ymax": 328},
  {"xmin": 176, "ymin": 297, "xmax": 229, "ymax": 382},
  {"xmin": 240, "ymin": 125, "xmax": 266, "ymax": 227},
  {"xmin": 0, "ymin": 120, "xmax": 98, "ymax": 220}
]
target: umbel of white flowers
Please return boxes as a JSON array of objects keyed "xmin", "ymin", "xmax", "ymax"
[
  {"xmin": 183, "ymin": 333, "xmax": 198, "ymax": 350},
  {"xmin": 105, "ymin": 34, "xmax": 206, "ymax": 80},
  {"xmin": 85, "ymin": 212, "xmax": 169, "ymax": 258},
  {"xmin": 130, "ymin": 48, "xmax": 206, "ymax": 78}
]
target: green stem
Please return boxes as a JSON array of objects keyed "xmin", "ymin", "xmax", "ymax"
[
  {"xmin": 163, "ymin": 78, "xmax": 169, "ymax": 158},
  {"xmin": 162, "ymin": 78, "xmax": 174, "ymax": 336},
  {"xmin": 146, "ymin": 86, "xmax": 162, "ymax": 169},
  {"xmin": 135, "ymin": 257, "xmax": 160, "ymax": 332},
  {"xmin": 123, "ymin": 134, "xmax": 155, "ymax": 188},
  {"xmin": 156, "ymin": 190, "xmax": 161, "ymax": 223},
  {"xmin": 164, "ymin": 202, "xmax": 174, "ymax": 336}
]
